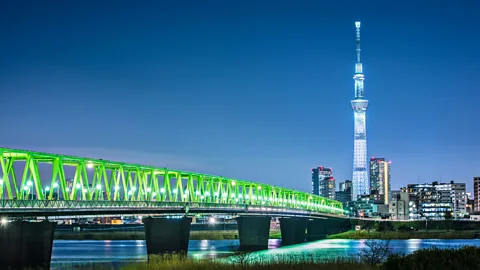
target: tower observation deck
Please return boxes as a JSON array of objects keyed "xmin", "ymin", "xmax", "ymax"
[{"xmin": 351, "ymin": 21, "xmax": 369, "ymax": 200}]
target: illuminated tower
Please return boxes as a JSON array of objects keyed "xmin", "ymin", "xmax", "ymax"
[{"xmin": 351, "ymin": 21, "xmax": 369, "ymax": 200}]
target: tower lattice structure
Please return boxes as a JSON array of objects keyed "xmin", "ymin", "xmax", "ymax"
[{"xmin": 351, "ymin": 21, "xmax": 369, "ymax": 200}]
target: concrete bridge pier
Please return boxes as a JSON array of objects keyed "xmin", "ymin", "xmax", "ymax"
[
  {"xmin": 279, "ymin": 217, "xmax": 308, "ymax": 245},
  {"xmin": 236, "ymin": 216, "xmax": 271, "ymax": 250},
  {"xmin": 143, "ymin": 217, "xmax": 192, "ymax": 258},
  {"xmin": 306, "ymin": 218, "xmax": 351, "ymax": 241},
  {"xmin": 0, "ymin": 220, "xmax": 57, "ymax": 269}
]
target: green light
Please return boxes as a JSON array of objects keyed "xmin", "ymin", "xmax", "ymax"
[{"xmin": 0, "ymin": 147, "xmax": 344, "ymax": 215}]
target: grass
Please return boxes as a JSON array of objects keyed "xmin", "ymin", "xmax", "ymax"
[
  {"xmin": 327, "ymin": 229, "xmax": 480, "ymax": 240},
  {"xmin": 54, "ymin": 229, "xmax": 282, "ymax": 241},
  {"xmin": 119, "ymin": 254, "xmax": 374, "ymax": 270}
]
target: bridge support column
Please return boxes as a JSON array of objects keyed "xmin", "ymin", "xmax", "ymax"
[
  {"xmin": 306, "ymin": 218, "xmax": 351, "ymax": 241},
  {"xmin": 279, "ymin": 217, "xmax": 307, "ymax": 245},
  {"xmin": 0, "ymin": 220, "xmax": 57, "ymax": 269},
  {"xmin": 143, "ymin": 217, "xmax": 192, "ymax": 257},
  {"xmin": 236, "ymin": 216, "xmax": 271, "ymax": 251}
]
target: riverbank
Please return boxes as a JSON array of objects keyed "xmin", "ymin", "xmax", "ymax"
[
  {"xmin": 55, "ymin": 229, "xmax": 480, "ymax": 241},
  {"xmin": 327, "ymin": 230, "xmax": 480, "ymax": 240},
  {"xmin": 54, "ymin": 229, "xmax": 283, "ymax": 240}
]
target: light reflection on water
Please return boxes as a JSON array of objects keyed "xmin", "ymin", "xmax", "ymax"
[{"xmin": 50, "ymin": 239, "xmax": 480, "ymax": 268}]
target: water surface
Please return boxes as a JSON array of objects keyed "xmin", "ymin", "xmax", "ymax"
[{"xmin": 51, "ymin": 239, "xmax": 480, "ymax": 268}]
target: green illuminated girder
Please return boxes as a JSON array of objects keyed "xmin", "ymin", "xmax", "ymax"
[{"xmin": 0, "ymin": 147, "xmax": 344, "ymax": 215}]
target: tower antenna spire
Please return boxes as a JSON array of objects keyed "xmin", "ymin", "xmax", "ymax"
[
  {"xmin": 351, "ymin": 21, "xmax": 369, "ymax": 201},
  {"xmin": 355, "ymin": 21, "xmax": 361, "ymax": 63}
]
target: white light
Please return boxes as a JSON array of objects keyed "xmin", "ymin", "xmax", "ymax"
[
  {"xmin": 257, "ymin": 186, "xmax": 262, "ymax": 190},
  {"xmin": 160, "ymin": 188, "xmax": 166, "ymax": 193},
  {"xmin": 66, "ymin": 188, "xmax": 70, "ymax": 192},
  {"xmin": 76, "ymin": 184, "xmax": 81, "ymax": 189},
  {"xmin": 86, "ymin": 162, "xmax": 94, "ymax": 169},
  {"xmin": 231, "ymin": 181, "xmax": 236, "ymax": 186},
  {"xmin": 96, "ymin": 184, "xmax": 102, "ymax": 190},
  {"xmin": 45, "ymin": 187, "xmax": 50, "ymax": 191},
  {"xmin": 27, "ymin": 181, "xmax": 33, "ymax": 187},
  {"xmin": 209, "ymin": 217, "xmax": 216, "ymax": 224},
  {"xmin": 205, "ymin": 192, "xmax": 210, "ymax": 196},
  {"xmin": 0, "ymin": 218, "xmax": 7, "ymax": 225},
  {"xmin": 214, "ymin": 192, "xmax": 219, "ymax": 197},
  {"xmin": 138, "ymin": 216, "xmax": 142, "ymax": 220},
  {"xmin": 173, "ymin": 189, "xmax": 178, "ymax": 194},
  {"xmin": 53, "ymin": 183, "xmax": 59, "ymax": 188},
  {"xmin": 355, "ymin": 21, "xmax": 361, "ymax": 28},
  {"xmin": 23, "ymin": 186, "xmax": 29, "ymax": 191},
  {"xmin": 128, "ymin": 191, "xmax": 132, "ymax": 195},
  {"xmin": 82, "ymin": 188, "xmax": 87, "ymax": 192},
  {"xmin": 131, "ymin": 187, "xmax": 136, "ymax": 191},
  {"xmin": 115, "ymin": 186, "xmax": 120, "ymax": 191},
  {"xmin": 0, "ymin": 179, "xmax": 3, "ymax": 185},
  {"xmin": 184, "ymin": 190, "xmax": 189, "ymax": 194},
  {"xmin": 146, "ymin": 188, "xmax": 152, "ymax": 192},
  {"xmin": 195, "ymin": 191, "xmax": 200, "ymax": 195}
]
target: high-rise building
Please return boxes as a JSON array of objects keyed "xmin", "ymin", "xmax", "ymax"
[
  {"xmin": 336, "ymin": 180, "xmax": 353, "ymax": 206},
  {"xmin": 369, "ymin": 157, "xmax": 391, "ymax": 204},
  {"xmin": 389, "ymin": 189, "xmax": 409, "ymax": 221},
  {"xmin": 474, "ymin": 177, "xmax": 480, "ymax": 211},
  {"xmin": 407, "ymin": 181, "xmax": 467, "ymax": 220},
  {"xmin": 450, "ymin": 182, "xmax": 467, "ymax": 218},
  {"xmin": 311, "ymin": 167, "xmax": 335, "ymax": 199},
  {"xmin": 351, "ymin": 21, "xmax": 369, "ymax": 201},
  {"xmin": 339, "ymin": 180, "xmax": 353, "ymax": 192}
]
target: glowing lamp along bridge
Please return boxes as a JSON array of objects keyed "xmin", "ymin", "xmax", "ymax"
[{"xmin": 0, "ymin": 147, "xmax": 344, "ymax": 218}]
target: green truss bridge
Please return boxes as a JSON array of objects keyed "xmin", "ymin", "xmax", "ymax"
[
  {"xmin": 0, "ymin": 147, "xmax": 352, "ymax": 269},
  {"xmin": 0, "ymin": 147, "xmax": 344, "ymax": 218}
]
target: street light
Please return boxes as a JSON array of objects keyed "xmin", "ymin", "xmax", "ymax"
[
  {"xmin": 53, "ymin": 183, "xmax": 59, "ymax": 199},
  {"xmin": 45, "ymin": 186, "xmax": 50, "ymax": 199},
  {"xmin": 26, "ymin": 181, "xmax": 33, "ymax": 199}
]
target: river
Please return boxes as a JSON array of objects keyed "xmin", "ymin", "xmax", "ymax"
[{"xmin": 51, "ymin": 239, "xmax": 480, "ymax": 268}]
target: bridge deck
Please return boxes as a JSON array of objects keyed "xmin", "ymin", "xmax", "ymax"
[{"xmin": 0, "ymin": 147, "xmax": 344, "ymax": 217}]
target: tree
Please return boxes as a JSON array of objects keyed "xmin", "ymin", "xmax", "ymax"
[
  {"xmin": 358, "ymin": 239, "xmax": 393, "ymax": 266},
  {"xmin": 229, "ymin": 244, "xmax": 254, "ymax": 270}
]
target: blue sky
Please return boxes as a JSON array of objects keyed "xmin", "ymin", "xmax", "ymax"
[{"xmin": 0, "ymin": 0, "xmax": 479, "ymax": 193}]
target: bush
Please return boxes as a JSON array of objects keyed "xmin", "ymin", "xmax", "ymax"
[
  {"xmin": 383, "ymin": 246, "xmax": 480, "ymax": 270},
  {"xmin": 377, "ymin": 221, "xmax": 394, "ymax": 232}
]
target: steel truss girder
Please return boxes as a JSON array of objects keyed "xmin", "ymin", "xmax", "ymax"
[{"xmin": 0, "ymin": 147, "xmax": 344, "ymax": 215}]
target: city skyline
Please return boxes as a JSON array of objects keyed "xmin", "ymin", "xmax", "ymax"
[{"xmin": 0, "ymin": 1, "xmax": 479, "ymax": 194}]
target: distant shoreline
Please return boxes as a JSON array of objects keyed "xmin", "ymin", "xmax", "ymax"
[
  {"xmin": 54, "ymin": 229, "xmax": 480, "ymax": 241},
  {"xmin": 327, "ymin": 230, "xmax": 480, "ymax": 240},
  {"xmin": 54, "ymin": 229, "xmax": 282, "ymax": 241}
]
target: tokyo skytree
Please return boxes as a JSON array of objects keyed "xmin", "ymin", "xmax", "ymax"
[{"xmin": 351, "ymin": 21, "xmax": 369, "ymax": 201}]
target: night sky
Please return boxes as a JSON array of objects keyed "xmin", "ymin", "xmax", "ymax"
[{"xmin": 1, "ymin": 1, "xmax": 479, "ymax": 193}]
